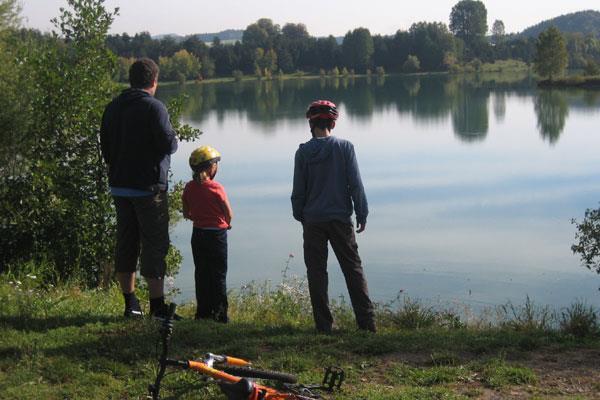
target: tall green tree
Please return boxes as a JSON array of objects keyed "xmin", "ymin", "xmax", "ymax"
[
  {"xmin": 0, "ymin": 0, "xmax": 118, "ymax": 282},
  {"xmin": 491, "ymin": 20, "xmax": 505, "ymax": 44},
  {"xmin": 0, "ymin": 0, "xmax": 20, "ymax": 29},
  {"xmin": 534, "ymin": 26, "xmax": 568, "ymax": 80},
  {"xmin": 342, "ymin": 27, "xmax": 374, "ymax": 73},
  {"xmin": 409, "ymin": 22, "xmax": 457, "ymax": 71},
  {"xmin": 450, "ymin": 0, "xmax": 488, "ymax": 58}
]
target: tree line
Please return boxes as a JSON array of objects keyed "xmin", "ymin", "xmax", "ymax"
[{"xmin": 102, "ymin": 1, "xmax": 600, "ymax": 81}]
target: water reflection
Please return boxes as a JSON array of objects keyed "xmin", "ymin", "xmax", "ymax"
[
  {"xmin": 535, "ymin": 90, "xmax": 569, "ymax": 144},
  {"xmin": 159, "ymin": 73, "xmax": 600, "ymax": 308},
  {"xmin": 159, "ymin": 73, "xmax": 600, "ymax": 145}
]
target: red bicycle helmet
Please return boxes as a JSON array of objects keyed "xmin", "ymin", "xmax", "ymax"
[{"xmin": 305, "ymin": 100, "xmax": 339, "ymax": 121}]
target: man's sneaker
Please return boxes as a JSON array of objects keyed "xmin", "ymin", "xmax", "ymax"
[
  {"xmin": 124, "ymin": 307, "xmax": 144, "ymax": 319},
  {"xmin": 151, "ymin": 303, "xmax": 182, "ymax": 322},
  {"xmin": 123, "ymin": 294, "xmax": 144, "ymax": 319}
]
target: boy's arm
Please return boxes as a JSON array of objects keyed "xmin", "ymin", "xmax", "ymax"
[
  {"xmin": 222, "ymin": 198, "xmax": 233, "ymax": 226},
  {"xmin": 291, "ymin": 149, "xmax": 306, "ymax": 222},
  {"xmin": 346, "ymin": 143, "xmax": 368, "ymax": 231}
]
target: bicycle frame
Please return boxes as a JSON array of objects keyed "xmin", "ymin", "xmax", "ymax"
[{"xmin": 148, "ymin": 304, "xmax": 318, "ymax": 400}]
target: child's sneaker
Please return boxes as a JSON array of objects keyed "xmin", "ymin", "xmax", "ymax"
[
  {"xmin": 123, "ymin": 295, "xmax": 144, "ymax": 318},
  {"xmin": 151, "ymin": 303, "xmax": 183, "ymax": 322}
]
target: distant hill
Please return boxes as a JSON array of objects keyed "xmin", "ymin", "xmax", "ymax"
[
  {"xmin": 153, "ymin": 29, "xmax": 244, "ymax": 43},
  {"xmin": 520, "ymin": 10, "xmax": 600, "ymax": 38}
]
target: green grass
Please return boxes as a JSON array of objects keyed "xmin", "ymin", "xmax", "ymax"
[{"xmin": 0, "ymin": 276, "xmax": 599, "ymax": 399}]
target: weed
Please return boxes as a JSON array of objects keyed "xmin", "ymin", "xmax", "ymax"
[
  {"xmin": 560, "ymin": 301, "xmax": 599, "ymax": 338},
  {"xmin": 497, "ymin": 296, "xmax": 556, "ymax": 332}
]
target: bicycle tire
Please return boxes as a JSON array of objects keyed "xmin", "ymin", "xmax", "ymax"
[{"xmin": 221, "ymin": 366, "xmax": 298, "ymax": 384}]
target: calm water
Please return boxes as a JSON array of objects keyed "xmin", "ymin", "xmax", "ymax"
[{"xmin": 157, "ymin": 73, "xmax": 600, "ymax": 310}]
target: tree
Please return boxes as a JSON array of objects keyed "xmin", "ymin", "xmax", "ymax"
[
  {"xmin": 0, "ymin": 0, "xmax": 119, "ymax": 282},
  {"xmin": 409, "ymin": 22, "xmax": 457, "ymax": 71},
  {"xmin": 402, "ymin": 55, "xmax": 420, "ymax": 73},
  {"xmin": 572, "ymin": 206, "xmax": 600, "ymax": 275},
  {"xmin": 342, "ymin": 27, "xmax": 374, "ymax": 73},
  {"xmin": 242, "ymin": 18, "xmax": 280, "ymax": 49},
  {"xmin": 492, "ymin": 20, "xmax": 505, "ymax": 45},
  {"xmin": 450, "ymin": 0, "xmax": 488, "ymax": 58},
  {"xmin": 0, "ymin": 0, "xmax": 20, "ymax": 30},
  {"xmin": 534, "ymin": 26, "xmax": 568, "ymax": 80}
]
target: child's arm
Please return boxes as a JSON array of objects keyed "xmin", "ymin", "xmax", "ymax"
[{"xmin": 221, "ymin": 197, "xmax": 233, "ymax": 226}]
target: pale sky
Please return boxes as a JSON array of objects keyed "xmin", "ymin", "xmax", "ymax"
[{"xmin": 19, "ymin": 0, "xmax": 600, "ymax": 37}]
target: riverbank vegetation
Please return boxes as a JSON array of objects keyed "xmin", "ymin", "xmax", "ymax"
[{"xmin": 1, "ymin": 272, "xmax": 599, "ymax": 399}]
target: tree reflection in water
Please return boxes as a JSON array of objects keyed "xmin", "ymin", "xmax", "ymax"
[
  {"xmin": 157, "ymin": 73, "xmax": 599, "ymax": 145},
  {"xmin": 534, "ymin": 90, "xmax": 569, "ymax": 145}
]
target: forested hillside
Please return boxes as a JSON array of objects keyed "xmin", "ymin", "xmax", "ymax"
[{"xmin": 521, "ymin": 10, "xmax": 600, "ymax": 38}]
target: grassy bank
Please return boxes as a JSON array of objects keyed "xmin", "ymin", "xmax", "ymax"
[
  {"xmin": 538, "ymin": 76, "xmax": 600, "ymax": 89},
  {"xmin": 0, "ymin": 275, "xmax": 599, "ymax": 399}
]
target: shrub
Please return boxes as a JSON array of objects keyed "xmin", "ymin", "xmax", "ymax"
[
  {"xmin": 497, "ymin": 296, "xmax": 555, "ymax": 332},
  {"xmin": 232, "ymin": 69, "xmax": 243, "ymax": 81},
  {"xmin": 402, "ymin": 55, "xmax": 421, "ymax": 73},
  {"xmin": 560, "ymin": 302, "xmax": 598, "ymax": 338}
]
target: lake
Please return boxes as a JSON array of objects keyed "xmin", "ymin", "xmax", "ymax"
[{"xmin": 157, "ymin": 73, "xmax": 600, "ymax": 311}]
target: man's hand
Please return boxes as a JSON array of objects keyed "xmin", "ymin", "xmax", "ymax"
[{"xmin": 356, "ymin": 221, "xmax": 366, "ymax": 233}]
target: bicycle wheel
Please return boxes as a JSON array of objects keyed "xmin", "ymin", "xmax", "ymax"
[{"xmin": 222, "ymin": 366, "xmax": 298, "ymax": 383}]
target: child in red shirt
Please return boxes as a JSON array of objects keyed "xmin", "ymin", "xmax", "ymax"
[{"xmin": 182, "ymin": 145, "xmax": 233, "ymax": 322}]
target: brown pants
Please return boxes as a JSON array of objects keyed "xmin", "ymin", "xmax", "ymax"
[{"xmin": 303, "ymin": 220, "xmax": 375, "ymax": 332}]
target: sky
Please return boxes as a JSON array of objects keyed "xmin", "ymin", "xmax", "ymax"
[{"xmin": 19, "ymin": 0, "xmax": 600, "ymax": 37}]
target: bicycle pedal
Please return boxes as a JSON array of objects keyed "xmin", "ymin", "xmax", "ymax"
[{"xmin": 322, "ymin": 366, "xmax": 344, "ymax": 391}]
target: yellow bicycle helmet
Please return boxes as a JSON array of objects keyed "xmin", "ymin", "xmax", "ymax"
[{"xmin": 189, "ymin": 145, "xmax": 221, "ymax": 170}]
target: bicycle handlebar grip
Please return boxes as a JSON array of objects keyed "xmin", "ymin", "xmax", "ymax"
[{"xmin": 225, "ymin": 356, "xmax": 251, "ymax": 367}]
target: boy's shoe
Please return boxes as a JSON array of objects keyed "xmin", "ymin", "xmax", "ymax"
[
  {"xmin": 151, "ymin": 303, "xmax": 183, "ymax": 321},
  {"xmin": 123, "ymin": 293, "xmax": 143, "ymax": 319},
  {"xmin": 123, "ymin": 306, "xmax": 144, "ymax": 319}
]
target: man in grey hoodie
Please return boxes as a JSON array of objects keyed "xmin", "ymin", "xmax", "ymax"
[{"xmin": 291, "ymin": 100, "xmax": 376, "ymax": 333}]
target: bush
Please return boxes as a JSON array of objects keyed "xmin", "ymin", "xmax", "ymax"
[
  {"xmin": 560, "ymin": 302, "xmax": 598, "ymax": 338},
  {"xmin": 497, "ymin": 296, "xmax": 555, "ymax": 332},
  {"xmin": 402, "ymin": 55, "xmax": 420, "ymax": 73},
  {"xmin": 584, "ymin": 59, "xmax": 600, "ymax": 77},
  {"xmin": 232, "ymin": 69, "xmax": 243, "ymax": 81}
]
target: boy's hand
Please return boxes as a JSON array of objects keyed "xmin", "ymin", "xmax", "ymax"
[{"xmin": 356, "ymin": 222, "xmax": 366, "ymax": 233}]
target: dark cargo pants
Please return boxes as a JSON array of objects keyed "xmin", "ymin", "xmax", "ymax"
[
  {"xmin": 113, "ymin": 193, "xmax": 169, "ymax": 279},
  {"xmin": 303, "ymin": 220, "xmax": 376, "ymax": 333}
]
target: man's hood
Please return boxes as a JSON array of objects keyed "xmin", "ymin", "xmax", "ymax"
[
  {"xmin": 298, "ymin": 136, "xmax": 335, "ymax": 164},
  {"xmin": 115, "ymin": 88, "xmax": 151, "ymax": 105}
]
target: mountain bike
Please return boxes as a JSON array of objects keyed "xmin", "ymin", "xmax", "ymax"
[{"xmin": 148, "ymin": 303, "xmax": 344, "ymax": 400}]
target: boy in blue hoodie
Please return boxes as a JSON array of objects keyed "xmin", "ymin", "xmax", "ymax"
[{"xmin": 291, "ymin": 100, "xmax": 376, "ymax": 333}]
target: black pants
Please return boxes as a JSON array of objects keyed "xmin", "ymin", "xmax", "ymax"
[
  {"xmin": 303, "ymin": 220, "xmax": 375, "ymax": 332},
  {"xmin": 113, "ymin": 193, "xmax": 169, "ymax": 279},
  {"xmin": 191, "ymin": 228, "xmax": 228, "ymax": 322}
]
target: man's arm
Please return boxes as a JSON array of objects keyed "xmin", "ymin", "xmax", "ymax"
[
  {"xmin": 291, "ymin": 149, "xmax": 306, "ymax": 222},
  {"xmin": 346, "ymin": 143, "xmax": 368, "ymax": 232},
  {"xmin": 150, "ymin": 101, "xmax": 178, "ymax": 156}
]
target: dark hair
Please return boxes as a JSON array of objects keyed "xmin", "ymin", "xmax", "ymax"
[
  {"xmin": 129, "ymin": 58, "xmax": 159, "ymax": 89},
  {"xmin": 310, "ymin": 118, "xmax": 335, "ymax": 130}
]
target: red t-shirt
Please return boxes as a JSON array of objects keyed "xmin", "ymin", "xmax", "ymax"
[{"xmin": 182, "ymin": 179, "xmax": 230, "ymax": 229}]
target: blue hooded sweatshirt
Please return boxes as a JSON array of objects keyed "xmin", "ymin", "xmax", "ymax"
[
  {"xmin": 100, "ymin": 88, "xmax": 178, "ymax": 193},
  {"xmin": 291, "ymin": 136, "xmax": 368, "ymax": 225}
]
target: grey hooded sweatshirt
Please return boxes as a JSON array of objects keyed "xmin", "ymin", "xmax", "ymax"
[{"xmin": 291, "ymin": 136, "xmax": 368, "ymax": 225}]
